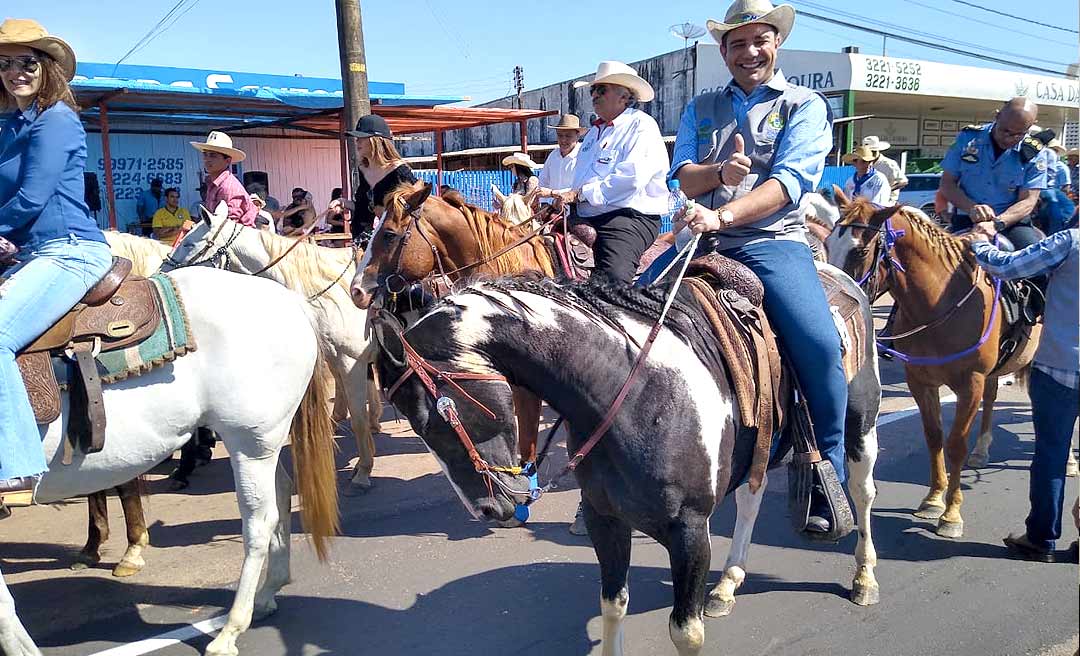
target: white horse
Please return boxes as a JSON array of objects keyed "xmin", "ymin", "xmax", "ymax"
[
  {"xmin": 163, "ymin": 205, "xmax": 382, "ymax": 492},
  {"xmin": 0, "ymin": 267, "xmax": 338, "ymax": 656},
  {"xmin": 490, "ymin": 185, "xmax": 540, "ymax": 227},
  {"xmin": 103, "ymin": 231, "xmax": 172, "ymax": 275}
]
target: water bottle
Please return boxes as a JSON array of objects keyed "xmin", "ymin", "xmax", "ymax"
[{"xmin": 668, "ymin": 179, "xmax": 689, "ymax": 221}]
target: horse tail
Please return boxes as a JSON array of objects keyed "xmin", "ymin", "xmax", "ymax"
[
  {"xmin": 1013, "ymin": 363, "xmax": 1030, "ymax": 392},
  {"xmin": 290, "ymin": 347, "xmax": 340, "ymax": 561}
]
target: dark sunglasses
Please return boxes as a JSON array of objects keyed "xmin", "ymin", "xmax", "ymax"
[
  {"xmin": 590, "ymin": 84, "xmax": 609, "ymax": 97},
  {"xmin": 0, "ymin": 55, "xmax": 40, "ymax": 74}
]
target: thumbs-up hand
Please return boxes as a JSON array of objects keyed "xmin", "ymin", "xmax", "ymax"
[{"xmin": 720, "ymin": 133, "xmax": 752, "ymax": 186}]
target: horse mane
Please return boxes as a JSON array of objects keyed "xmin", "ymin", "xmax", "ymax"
[
  {"xmin": 385, "ymin": 185, "xmax": 554, "ymax": 278},
  {"xmin": 103, "ymin": 231, "xmax": 171, "ymax": 276},
  {"xmin": 255, "ymin": 229, "xmax": 355, "ymax": 299},
  {"xmin": 894, "ymin": 206, "xmax": 977, "ymax": 276}
]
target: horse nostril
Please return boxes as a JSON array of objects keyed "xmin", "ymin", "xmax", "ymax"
[{"xmin": 350, "ymin": 285, "xmax": 369, "ymax": 309}]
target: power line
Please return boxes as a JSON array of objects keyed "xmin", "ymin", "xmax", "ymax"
[
  {"xmin": 113, "ymin": 0, "xmax": 190, "ymax": 71},
  {"xmin": 899, "ymin": 0, "xmax": 1076, "ymax": 46},
  {"xmin": 794, "ymin": 0, "xmax": 1071, "ymax": 68},
  {"xmin": 946, "ymin": 0, "xmax": 1078, "ymax": 35}
]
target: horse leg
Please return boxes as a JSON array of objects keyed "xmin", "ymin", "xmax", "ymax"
[
  {"xmin": 205, "ymin": 452, "xmax": 282, "ymax": 656},
  {"xmin": 666, "ymin": 514, "xmax": 711, "ymax": 656},
  {"xmin": 706, "ymin": 475, "xmax": 767, "ymax": 618},
  {"xmin": 909, "ymin": 381, "xmax": 948, "ymax": 519},
  {"xmin": 0, "ymin": 568, "xmax": 41, "ymax": 656},
  {"xmin": 848, "ymin": 427, "xmax": 880, "ymax": 606},
  {"xmin": 967, "ymin": 378, "xmax": 998, "ymax": 469},
  {"xmin": 330, "ymin": 367, "xmax": 349, "ymax": 423},
  {"xmin": 344, "ymin": 361, "xmax": 376, "ymax": 493},
  {"xmin": 584, "ymin": 502, "xmax": 632, "ymax": 656},
  {"xmin": 112, "ymin": 480, "xmax": 149, "ymax": 578},
  {"xmin": 511, "ymin": 386, "xmax": 541, "ymax": 463},
  {"xmin": 74, "ymin": 490, "xmax": 110, "ymax": 569},
  {"xmin": 367, "ymin": 365, "xmax": 382, "ymax": 435},
  {"xmin": 938, "ymin": 381, "xmax": 984, "ymax": 539},
  {"xmin": 1066, "ymin": 435, "xmax": 1079, "ymax": 478},
  {"xmin": 254, "ymin": 461, "xmax": 293, "ymax": 620}
]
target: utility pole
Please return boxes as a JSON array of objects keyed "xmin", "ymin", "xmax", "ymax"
[
  {"xmin": 336, "ymin": 0, "xmax": 370, "ymax": 192},
  {"xmin": 513, "ymin": 65, "xmax": 524, "ymax": 109}
]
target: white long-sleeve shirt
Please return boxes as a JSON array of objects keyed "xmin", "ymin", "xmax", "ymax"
[
  {"xmin": 844, "ymin": 168, "xmax": 892, "ymax": 207},
  {"xmin": 572, "ymin": 108, "xmax": 670, "ymax": 217},
  {"xmin": 538, "ymin": 144, "xmax": 580, "ymax": 193}
]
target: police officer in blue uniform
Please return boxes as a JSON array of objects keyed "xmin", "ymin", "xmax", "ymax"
[{"xmin": 940, "ymin": 98, "xmax": 1047, "ymax": 251}]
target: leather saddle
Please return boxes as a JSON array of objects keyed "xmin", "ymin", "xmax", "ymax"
[{"xmin": 14, "ymin": 257, "xmax": 160, "ymax": 461}]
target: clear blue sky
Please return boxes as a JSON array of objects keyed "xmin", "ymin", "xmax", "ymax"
[{"xmin": 11, "ymin": 0, "xmax": 1078, "ymax": 103}]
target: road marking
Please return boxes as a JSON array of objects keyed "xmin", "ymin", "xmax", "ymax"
[
  {"xmin": 878, "ymin": 394, "xmax": 957, "ymax": 427},
  {"xmin": 85, "ymin": 614, "xmax": 227, "ymax": 656}
]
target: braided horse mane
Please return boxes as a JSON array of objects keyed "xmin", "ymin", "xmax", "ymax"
[{"xmin": 386, "ymin": 184, "xmax": 556, "ymax": 279}]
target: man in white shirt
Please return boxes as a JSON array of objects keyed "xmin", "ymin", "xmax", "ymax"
[
  {"xmin": 556, "ymin": 61, "xmax": 669, "ymax": 284},
  {"xmin": 862, "ymin": 136, "xmax": 907, "ymax": 204},
  {"xmin": 538, "ymin": 114, "xmax": 585, "ymax": 201},
  {"xmin": 843, "ymin": 145, "xmax": 891, "ymax": 206}
]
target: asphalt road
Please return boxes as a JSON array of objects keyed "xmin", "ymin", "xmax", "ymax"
[{"xmin": 3, "ymin": 334, "xmax": 1078, "ymax": 656}]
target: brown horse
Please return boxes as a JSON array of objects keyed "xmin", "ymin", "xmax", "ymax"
[
  {"xmin": 826, "ymin": 192, "xmax": 1038, "ymax": 538},
  {"xmin": 351, "ymin": 181, "xmax": 557, "ymax": 465}
]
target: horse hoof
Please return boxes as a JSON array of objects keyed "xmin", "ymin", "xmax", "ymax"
[
  {"xmin": 913, "ymin": 503, "xmax": 945, "ymax": 520},
  {"xmin": 1066, "ymin": 461, "xmax": 1079, "ymax": 478},
  {"xmin": 112, "ymin": 561, "xmax": 143, "ymax": 578},
  {"xmin": 851, "ymin": 582, "xmax": 880, "ymax": 607},
  {"xmin": 936, "ymin": 519, "xmax": 964, "ymax": 538},
  {"xmin": 70, "ymin": 561, "xmax": 90, "ymax": 571},
  {"xmin": 370, "ymin": 423, "xmax": 382, "ymax": 434},
  {"xmin": 966, "ymin": 453, "xmax": 989, "ymax": 469},
  {"xmin": 493, "ymin": 517, "xmax": 524, "ymax": 529},
  {"xmin": 252, "ymin": 599, "xmax": 278, "ymax": 621},
  {"xmin": 342, "ymin": 480, "xmax": 372, "ymax": 497},
  {"xmin": 204, "ymin": 643, "xmax": 238, "ymax": 656},
  {"xmin": 704, "ymin": 595, "xmax": 735, "ymax": 618}
]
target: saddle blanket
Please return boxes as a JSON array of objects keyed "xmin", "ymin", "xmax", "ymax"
[{"xmin": 93, "ymin": 273, "xmax": 196, "ymax": 383}]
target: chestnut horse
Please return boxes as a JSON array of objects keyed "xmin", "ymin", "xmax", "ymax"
[
  {"xmin": 351, "ymin": 181, "xmax": 557, "ymax": 467},
  {"xmin": 826, "ymin": 192, "xmax": 1039, "ymax": 538}
]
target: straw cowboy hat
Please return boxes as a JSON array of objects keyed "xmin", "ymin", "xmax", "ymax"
[
  {"xmin": 707, "ymin": 0, "xmax": 795, "ymax": 45},
  {"xmin": 190, "ymin": 131, "xmax": 247, "ymax": 162},
  {"xmin": 590, "ymin": 61, "xmax": 655, "ymax": 103},
  {"xmin": 0, "ymin": 18, "xmax": 76, "ymax": 81},
  {"xmin": 842, "ymin": 145, "xmax": 879, "ymax": 163},
  {"xmin": 1046, "ymin": 138, "xmax": 1066, "ymax": 155},
  {"xmin": 861, "ymin": 135, "xmax": 892, "ymax": 152},
  {"xmin": 1067, "ymin": 148, "xmax": 1080, "ymax": 158},
  {"xmin": 502, "ymin": 152, "xmax": 539, "ymax": 170},
  {"xmin": 550, "ymin": 114, "xmax": 585, "ymax": 132}
]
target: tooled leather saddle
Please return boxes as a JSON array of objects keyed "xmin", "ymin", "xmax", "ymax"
[{"xmin": 13, "ymin": 257, "xmax": 160, "ymax": 461}]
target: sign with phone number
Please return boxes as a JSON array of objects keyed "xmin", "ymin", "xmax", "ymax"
[
  {"xmin": 95, "ymin": 157, "xmax": 185, "ymax": 201},
  {"xmin": 860, "ymin": 57, "xmax": 922, "ymax": 92}
]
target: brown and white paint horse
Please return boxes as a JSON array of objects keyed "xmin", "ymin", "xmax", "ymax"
[
  {"xmin": 826, "ymin": 193, "xmax": 1038, "ymax": 538},
  {"xmin": 351, "ymin": 181, "xmax": 557, "ymax": 468}
]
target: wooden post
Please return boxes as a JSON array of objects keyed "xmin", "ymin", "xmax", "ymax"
[
  {"xmin": 519, "ymin": 119, "xmax": 528, "ymax": 153},
  {"xmin": 435, "ymin": 130, "xmax": 444, "ymax": 192},
  {"xmin": 99, "ymin": 101, "xmax": 118, "ymax": 230},
  {"xmin": 340, "ymin": 112, "xmax": 351, "ymax": 237},
  {"xmin": 335, "ymin": 0, "xmax": 371, "ymax": 193}
]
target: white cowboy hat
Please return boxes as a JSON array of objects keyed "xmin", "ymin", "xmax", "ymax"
[
  {"xmin": 1046, "ymin": 138, "xmax": 1066, "ymax": 155},
  {"xmin": 502, "ymin": 152, "xmax": 539, "ymax": 170},
  {"xmin": 590, "ymin": 61, "xmax": 654, "ymax": 103},
  {"xmin": 190, "ymin": 131, "xmax": 247, "ymax": 162},
  {"xmin": 549, "ymin": 114, "xmax": 585, "ymax": 132},
  {"xmin": 0, "ymin": 18, "xmax": 76, "ymax": 81},
  {"xmin": 707, "ymin": 0, "xmax": 795, "ymax": 45},
  {"xmin": 861, "ymin": 135, "xmax": 891, "ymax": 152}
]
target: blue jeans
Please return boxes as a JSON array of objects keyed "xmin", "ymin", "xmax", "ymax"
[
  {"xmin": 638, "ymin": 237, "xmax": 849, "ymax": 482},
  {"xmin": 0, "ymin": 235, "xmax": 113, "ymax": 480},
  {"xmin": 1025, "ymin": 368, "xmax": 1079, "ymax": 551}
]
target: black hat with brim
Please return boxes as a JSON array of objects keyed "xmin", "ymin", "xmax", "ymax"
[{"xmin": 347, "ymin": 114, "xmax": 392, "ymax": 139}]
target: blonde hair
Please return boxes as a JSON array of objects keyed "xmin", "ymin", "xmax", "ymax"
[
  {"xmin": 0, "ymin": 49, "xmax": 78, "ymax": 113},
  {"xmin": 361, "ymin": 135, "xmax": 404, "ymax": 168}
]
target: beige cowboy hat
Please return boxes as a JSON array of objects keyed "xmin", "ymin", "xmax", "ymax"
[
  {"xmin": 861, "ymin": 135, "xmax": 891, "ymax": 152},
  {"xmin": 1067, "ymin": 148, "xmax": 1080, "ymax": 158},
  {"xmin": 190, "ymin": 131, "xmax": 247, "ymax": 162},
  {"xmin": 502, "ymin": 152, "xmax": 539, "ymax": 170},
  {"xmin": 549, "ymin": 114, "xmax": 585, "ymax": 132},
  {"xmin": 0, "ymin": 18, "xmax": 76, "ymax": 81},
  {"xmin": 842, "ymin": 145, "xmax": 879, "ymax": 163},
  {"xmin": 1046, "ymin": 138, "xmax": 1066, "ymax": 155},
  {"xmin": 589, "ymin": 61, "xmax": 654, "ymax": 103},
  {"xmin": 707, "ymin": 0, "xmax": 795, "ymax": 45}
]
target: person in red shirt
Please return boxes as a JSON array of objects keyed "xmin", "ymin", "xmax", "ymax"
[{"xmin": 190, "ymin": 131, "xmax": 256, "ymax": 226}]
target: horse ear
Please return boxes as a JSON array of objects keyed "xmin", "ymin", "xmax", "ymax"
[
  {"xmin": 869, "ymin": 203, "xmax": 905, "ymax": 227},
  {"xmin": 523, "ymin": 186, "xmax": 540, "ymax": 208},
  {"xmin": 404, "ymin": 182, "xmax": 433, "ymax": 212},
  {"xmin": 832, "ymin": 184, "xmax": 851, "ymax": 210},
  {"xmin": 490, "ymin": 183, "xmax": 507, "ymax": 206}
]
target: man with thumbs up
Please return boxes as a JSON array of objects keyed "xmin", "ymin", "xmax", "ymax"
[{"xmin": 670, "ymin": 0, "xmax": 848, "ymax": 536}]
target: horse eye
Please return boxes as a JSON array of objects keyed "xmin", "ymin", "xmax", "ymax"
[{"xmin": 383, "ymin": 232, "xmax": 397, "ymax": 243}]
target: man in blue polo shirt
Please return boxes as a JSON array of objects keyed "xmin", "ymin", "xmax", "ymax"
[{"xmin": 940, "ymin": 98, "xmax": 1047, "ymax": 251}]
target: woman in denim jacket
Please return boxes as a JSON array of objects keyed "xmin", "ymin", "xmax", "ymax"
[{"xmin": 0, "ymin": 20, "xmax": 112, "ymax": 494}]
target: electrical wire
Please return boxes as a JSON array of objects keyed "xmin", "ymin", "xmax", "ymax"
[
  {"xmin": 946, "ymin": 0, "xmax": 1078, "ymax": 34},
  {"xmin": 899, "ymin": 0, "xmax": 1075, "ymax": 46},
  {"xmin": 112, "ymin": 0, "xmax": 201, "ymax": 72}
]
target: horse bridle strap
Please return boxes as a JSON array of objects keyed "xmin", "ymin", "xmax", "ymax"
[{"xmin": 252, "ymin": 220, "xmax": 321, "ymax": 276}]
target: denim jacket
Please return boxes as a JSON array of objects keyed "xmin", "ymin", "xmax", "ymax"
[{"xmin": 0, "ymin": 101, "xmax": 105, "ymax": 250}]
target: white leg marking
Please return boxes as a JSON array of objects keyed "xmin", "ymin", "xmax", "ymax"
[
  {"xmin": 669, "ymin": 614, "xmax": 705, "ymax": 656},
  {"xmin": 600, "ymin": 588, "xmax": 628, "ymax": 656},
  {"xmin": 848, "ymin": 427, "xmax": 880, "ymax": 606},
  {"xmin": 708, "ymin": 475, "xmax": 767, "ymax": 617}
]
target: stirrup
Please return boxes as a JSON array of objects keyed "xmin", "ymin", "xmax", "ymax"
[{"xmin": 788, "ymin": 459, "xmax": 854, "ymax": 542}]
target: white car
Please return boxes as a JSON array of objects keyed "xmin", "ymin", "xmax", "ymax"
[{"xmin": 898, "ymin": 173, "xmax": 943, "ymax": 216}]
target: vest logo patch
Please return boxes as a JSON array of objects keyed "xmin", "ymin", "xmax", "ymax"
[
  {"xmin": 697, "ymin": 118, "xmax": 714, "ymax": 145},
  {"xmin": 961, "ymin": 139, "xmax": 979, "ymax": 163},
  {"xmin": 762, "ymin": 112, "xmax": 784, "ymax": 141}
]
